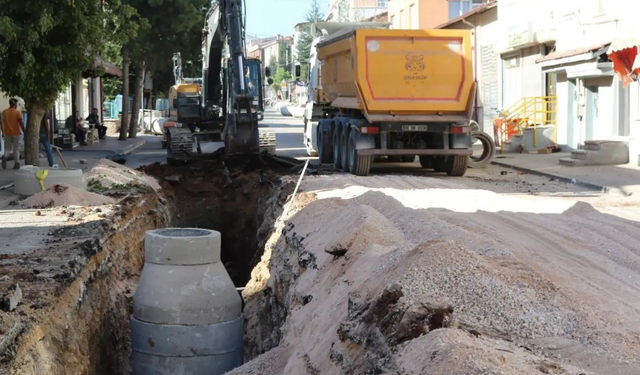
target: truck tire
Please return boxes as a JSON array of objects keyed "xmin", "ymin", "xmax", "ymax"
[
  {"xmin": 333, "ymin": 128, "xmax": 342, "ymax": 170},
  {"xmin": 318, "ymin": 128, "xmax": 332, "ymax": 163},
  {"xmin": 340, "ymin": 129, "xmax": 349, "ymax": 172},
  {"xmin": 419, "ymin": 156, "xmax": 432, "ymax": 169},
  {"xmin": 433, "ymin": 156, "xmax": 448, "ymax": 172},
  {"xmin": 445, "ymin": 155, "xmax": 468, "ymax": 176},
  {"xmin": 468, "ymin": 131, "xmax": 495, "ymax": 168},
  {"xmin": 348, "ymin": 129, "xmax": 372, "ymax": 176}
]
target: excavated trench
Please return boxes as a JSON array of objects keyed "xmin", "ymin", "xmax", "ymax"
[
  {"xmin": 141, "ymin": 155, "xmax": 295, "ymax": 287},
  {"xmin": 2, "ymin": 156, "xmax": 295, "ymax": 375}
]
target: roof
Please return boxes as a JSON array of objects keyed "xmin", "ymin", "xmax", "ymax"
[
  {"xmin": 436, "ymin": 0, "xmax": 497, "ymax": 29},
  {"xmin": 84, "ymin": 56, "xmax": 122, "ymax": 78},
  {"xmin": 536, "ymin": 43, "xmax": 610, "ymax": 63}
]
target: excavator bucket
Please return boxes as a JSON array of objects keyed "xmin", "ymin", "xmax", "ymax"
[{"xmin": 224, "ymin": 112, "xmax": 260, "ymax": 155}]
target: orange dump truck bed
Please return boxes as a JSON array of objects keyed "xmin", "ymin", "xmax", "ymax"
[{"xmin": 317, "ymin": 29, "xmax": 474, "ymax": 121}]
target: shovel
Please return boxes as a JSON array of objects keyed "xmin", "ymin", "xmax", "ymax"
[{"xmin": 36, "ymin": 169, "xmax": 49, "ymax": 191}]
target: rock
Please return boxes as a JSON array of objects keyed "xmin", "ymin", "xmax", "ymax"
[
  {"xmin": 107, "ymin": 153, "xmax": 126, "ymax": 165},
  {"xmin": 500, "ymin": 171, "xmax": 508, "ymax": 175},
  {"xmin": 35, "ymin": 210, "xmax": 42, "ymax": 216},
  {"xmin": 1, "ymin": 284, "xmax": 23, "ymax": 312},
  {"xmin": 0, "ymin": 275, "xmax": 10, "ymax": 282},
  {"xmin": 79, "ymin": 159, "xmax": 87, "ymax": 164},
  {"xmin": 325, "ymin": 246, "xmax": 348, "ymax": 257},
  {"xmin": 164, "ymin": 175, "xmax": 181, "ymax": 185}
]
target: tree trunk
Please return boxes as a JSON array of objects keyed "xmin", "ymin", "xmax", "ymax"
[
  {"xmin": 119, "ymin": 46, "xmax": 130, "ymax": 141},
  {"xmin": 25, "ymin": 102, "xmax": 46, "ymax": 166},
  {"xmin": 129, "ymin": 60, "xmax": 146, "ymax": 138}
]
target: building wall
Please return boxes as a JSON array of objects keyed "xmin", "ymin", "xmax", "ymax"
[
  {"xmin": 441, "ymin": 5, "xmax": 499, "ymax": 134},
  {"xmin": 497, "ymin": 0, "xmax": 640, "ymax": 158},
  {"xmin": 327, "ymin": 0, "xmax": 388, "ymax": 22},
  {"xmin": 389, "ymin": 0, "xmax": 448, "ymax": 29}
]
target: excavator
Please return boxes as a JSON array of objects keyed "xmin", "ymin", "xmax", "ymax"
[{"xmin": 166, "ymin": 0, "xmax": 275, "ymax": 163}]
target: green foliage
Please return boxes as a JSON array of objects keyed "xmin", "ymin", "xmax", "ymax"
[
  {"xmin": 0, "ymin": 0, "xmax": 112, "ymax": 106},
  {"xmin": 269, "ymin": 56, "xmax": 278, "ymax": 80},
  {"xmin": 296, "ymin": 0, "xmax": 323, "ymax": 83},
  {"xmin": 272, "ymin": 67, "xmax": 291, "ymax": 92},
  {"xmin": 103, "ymin": 77, "xmax": 123, "ymax": 102}
]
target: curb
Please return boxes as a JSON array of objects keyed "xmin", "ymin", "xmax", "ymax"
[
  {"xmin": 121, "ymin": 140, "xmax": 146, "ymax": 155},
  {"xmin": 491, "ymin": 160, "xmax": 632, "ymax": 197},
  {"xmin": 63, "ymin": 139, "xmax": 146, "ymax": 156}
]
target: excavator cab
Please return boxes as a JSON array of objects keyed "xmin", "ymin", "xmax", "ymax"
[{"xmin": 246, "ymin": 58, "xmax": 264, "ymax": 121}]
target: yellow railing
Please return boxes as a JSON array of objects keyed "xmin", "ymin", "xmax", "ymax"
[{"xmin": 493, "ymin": 96, "xmax": 557, "ymax": 153}]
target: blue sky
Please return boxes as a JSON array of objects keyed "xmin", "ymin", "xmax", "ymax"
[{"xmin": 245, "ymin": 0, "xmax": 331, "ymax": 37}]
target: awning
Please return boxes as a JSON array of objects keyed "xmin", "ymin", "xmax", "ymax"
[
  {"xmin": 607, "ymin": 37, "xmax": 640, "ymax": 87},
  {"xmin": 536, "ymin": 43, "xmax": 610, "ymax": 63},
  {"xmin": 83, "ymin": 56, "xmax": 123, "ymax": 79}
]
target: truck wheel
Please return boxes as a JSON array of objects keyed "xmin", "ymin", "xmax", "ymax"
[
  {"xmin": 433, "ymin": 157, "xmax": 448, "ymax": 172},
  {"xmin": 445, "ymin": 155, "xmax": 468, "ymax": 176},
  {"xmin": 419, "ymin": 156, "xmax": 432, "ymax": 169},
  {"xmin": 348, "ymin": 129, "xmax": 372, "ymax": 176},
  {"xmin": 402, "ymin": 155, "xmax": 415, "ymax": 163},
  {"xmin": 318, "ymin": 128, "xmax": 332, "ymax": 164},
  {"xmin": 468, "ymin": 131, "xmax": 495, "ymax": 168},
  {"xmin": 333, "ymin": 129, "xmax": 342, "ymax": 170},
  {"xmin": 340, "ymin": 129, "xmax": 349, "ymax": 172}
]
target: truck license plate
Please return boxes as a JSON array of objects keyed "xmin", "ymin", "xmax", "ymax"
[{"xmin": 402, "ymin": 125, "xmax": 428, "ymax": 132}]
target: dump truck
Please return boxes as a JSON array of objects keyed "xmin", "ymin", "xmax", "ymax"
[{"xmin": 305, "ymin": 28, "xmax": 476, "ymax": 176}]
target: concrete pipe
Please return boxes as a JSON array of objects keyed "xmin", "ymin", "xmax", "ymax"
[
  {"xmin": 131, "ymin": 228, "xmax": 243, "ymax": 375},
  {"xmin": 151, "ymin": 118, "xmax": 167, "ymax": 135}
]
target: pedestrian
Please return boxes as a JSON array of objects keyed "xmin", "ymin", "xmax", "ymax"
[
  {"xmin": 39, "ymin": 111, "xmax": 54, "ymax": 167},
  {"xmin": 1, "ymin": 98, "xmax": 25, "ymax": 170},
  {"xmin": 86, "ymin": 108, "xmax": 107, "ymax": 139},
  {"xmin": 72, "ymin": 110, "xmax": 87, "ymax": 146}
]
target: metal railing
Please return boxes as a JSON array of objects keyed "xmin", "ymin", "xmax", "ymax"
[{"xmin": 493, "ymin": 95, "xmax": 557, "ymax": 153}]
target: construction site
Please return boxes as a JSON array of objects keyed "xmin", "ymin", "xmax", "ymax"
[
  {"xmin": 0, "ymin": 146, "xmax": 639, "ymax": 374},
  {"xmin": 2, "ymin": 0, "xmax": 640, "ymax": 374}
]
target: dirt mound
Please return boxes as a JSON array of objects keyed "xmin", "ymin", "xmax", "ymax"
[
  {"xmin": 87, "ymin": 159, "xmax": 162, "ymax": 192},
  {"xmin": 237, "ymin": 175, "xmax": 640, "ymax": 375},
  {"xmin": 21, "ymin": 183, "xmax": 116, "ymax": 208}
]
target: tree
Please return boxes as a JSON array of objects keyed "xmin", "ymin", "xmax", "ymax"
[
  {"xmin": 0, "ymin": 0, "xmax": 116, "ymax": 165},
  {"xmin": 296, "ymin": 0, "xmax": 324, "ymax": 83},
  {"xmin": 124, "ymin": 0, "xmax": 209, "ymax": 138},
  {"xmin": 271, "ymin": 67, "xmax": 291, "ymax": 97},
  {"xmin": 269, "ymin": 55, "xmax": 278, "ymax": 81}
]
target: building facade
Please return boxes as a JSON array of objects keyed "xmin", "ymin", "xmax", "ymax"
[
  {"xmin": 497, "ymin": 0, "xmax": 640, "ymax": 159},
  {"xmin": 388, "ymin": 0, "xmax": 448, "ymax": 29},
  {"xmin": 327, "ymin": 0, "xmax": 389, "ymax": 22},
  {"xmin": 439, "ymin": 2, "xmax": 499, "ymax": 134}
]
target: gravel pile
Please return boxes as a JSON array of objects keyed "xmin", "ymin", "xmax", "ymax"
[{"xmin": 21, "ymin": 183, "xmax": 115, "ymax": 208}]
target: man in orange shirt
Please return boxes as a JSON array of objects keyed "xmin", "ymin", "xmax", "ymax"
[{"xmin": 1, "ymin": 98, "xmax": 25, "ymax": 169}]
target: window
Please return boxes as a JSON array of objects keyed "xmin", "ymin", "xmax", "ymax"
[
  {"xmin": 377, "ymin": 0, "xmax": 388, "ymax": 7},
  {"xmin": 409, "ymin": 4, "xmax": 417, "ymax": 29},
  {"xmin": 449, "ymin": 0, "xmax": 483, "ymax": 19}
]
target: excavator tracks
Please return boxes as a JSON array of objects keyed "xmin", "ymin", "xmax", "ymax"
[{"xmin": 259, "ymin": 129, "xmax": 276, "ymax": 155}]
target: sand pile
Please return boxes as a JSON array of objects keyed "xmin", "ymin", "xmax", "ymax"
[
  {"xmin": 236, "ymin": 174, "xmax": 640, "ymax": 375},
  {"xmin": 22, "ymin": 183, "xmax": 116, "ymax": 208}
]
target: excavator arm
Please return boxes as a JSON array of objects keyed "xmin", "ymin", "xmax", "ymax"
[{"xmin": 203, "ymin": 0, "xmax": 260, "ymax": 155}]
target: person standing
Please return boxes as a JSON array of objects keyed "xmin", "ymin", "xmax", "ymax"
[
  {"xmin": 1, "ymin": 98, "xmax": 25, "ymax": 169},
  {"xmin": 39, "ymin": 111, "xmax": 54, "ymax": 167},
  {"xmin": 73, "ymin": 110, "xmax": 87, "ymax": 146}
]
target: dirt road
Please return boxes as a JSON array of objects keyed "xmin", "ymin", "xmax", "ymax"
[{"xmin": 237, "ymin": 172, "xmax": 640, "ymax": 375}]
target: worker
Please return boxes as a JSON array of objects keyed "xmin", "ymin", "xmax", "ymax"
[
  {"xmin": 1, "ymin": 98, "xmax": 26, "ymax": 170},
  {"xmin": 39, "ymin": 111, "xmax": 54, "ymax": 167},
  {"xmin": 87, "ymin": 108, "xmax": 107, "ymax": 139}
]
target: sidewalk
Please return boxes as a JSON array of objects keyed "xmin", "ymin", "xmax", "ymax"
[
  {"xmin": 64, "ymin": 135, "xmax": 148, "ymax": 155},
  {"xmin": 492, "ymin": 152, "xmax": 640, "ymax": 196}
]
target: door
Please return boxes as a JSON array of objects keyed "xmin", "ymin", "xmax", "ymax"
[{"xmin": 585, "ymin": 86, "xmax": 599, "ymax": 141}]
